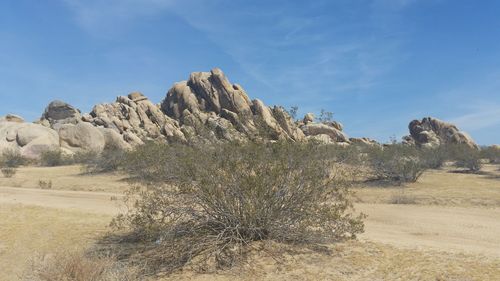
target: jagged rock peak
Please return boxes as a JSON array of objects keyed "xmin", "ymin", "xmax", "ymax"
[
  {"xmin": 160, "ymin": 68, "xmax": 304, "ymax": 142},
  {"xmin": 405, "ymin": 117, "xmax": 478, "ymax": 149}
]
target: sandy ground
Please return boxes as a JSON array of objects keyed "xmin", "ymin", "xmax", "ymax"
[
  {"xmin": 2, "ymin": 185, "xmax": 499, "ymax": 258},
  {"xmin": 2, "ymin": 165, "xmax": 500, "ymax": 280}
]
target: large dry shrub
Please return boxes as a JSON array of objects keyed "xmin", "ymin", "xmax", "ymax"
[
  {"xmin": 367, "ymin": 144, "xmax": 427, "ymax": 184},
  {"xmin": 113, "ymin": 142, "xmax": 364, "ymax": 274}
]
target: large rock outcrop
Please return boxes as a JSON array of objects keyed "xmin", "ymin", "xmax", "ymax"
[
  {"xmin": 1, "ymin": 68, "xmax": 362, "ymax": 158},
  {"xmin": 161, "ymin": 68, "xmax": 304, "ymax": 142},
  {"xmin": 405, "ymin": 117, "xmax": 478, "ymax": 149}
]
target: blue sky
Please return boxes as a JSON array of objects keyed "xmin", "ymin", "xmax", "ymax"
[{"xmin": 1, "ymin": 0, "xmax": 499, "ymax": 144}]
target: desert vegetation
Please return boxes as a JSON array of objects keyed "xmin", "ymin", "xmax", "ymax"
[{"xmin": 107, "ymin": 142, "xmax": 365, "ymax": 274}]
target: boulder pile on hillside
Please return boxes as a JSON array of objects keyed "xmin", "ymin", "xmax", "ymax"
[
  {"xmin": 1, "ymin": 68, "xmax": 483, "ymax": 159},
  {"xmin": 403, "ymin": 117, "xmax": 478, "ymax": 149}
]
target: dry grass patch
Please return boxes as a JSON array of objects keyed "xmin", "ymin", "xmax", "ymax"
[
  {"xmin": 160, "ymin": 240, "xmax": 500, "ymax": 281},
  {"xmin": 0, "ymin": 165, "xmax": 129, "ymax": 192},
  {"xmin": 0, "ymin": 204, "xmax": 112, "ymax": 281},
  {"xmin": 354, "ymin": 164, "xmax": 500, "ymax": 207}
]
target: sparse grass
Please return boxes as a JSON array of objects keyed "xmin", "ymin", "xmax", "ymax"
[
  {"xmin": 25, "ymin": 250, "xmax": 138, "ymax": 281},
  {"xmin": 0, "ymin": 165, "xmax": 129, "ymax": 192},
  {"xmin": 354, "ymin": 164, "xmax": 500, "ymax": 207},
  {"xmin": 388, "ymin": 189, "xmax": 417, "ymax": 204},
  {"xmin": 0, "ymin": 205, "xmax": 112, "ymax": 281}
]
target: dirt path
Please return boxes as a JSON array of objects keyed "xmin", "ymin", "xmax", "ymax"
[
  {"xmin": 2, "ymin": 186, "xmax": 500, "ymax": 258},
  {"xmin": 357, "ymin": 204, "xmax": 500, "ymax": 258},
  {"xmin": 0, "ymin": 186, "xmax": 124, "ymax": 215}
]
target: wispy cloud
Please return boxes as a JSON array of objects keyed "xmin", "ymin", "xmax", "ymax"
[
  {"xmin": 170, "ymin": 0, "xmax": 414, "ymax": 108},
  {"xmin": 61, "ymin": 0, "xmax": 175, "ymax": 33},
  {"xmin": 450, "ymin": 106, "xmax": 500, "ymax": 131}
]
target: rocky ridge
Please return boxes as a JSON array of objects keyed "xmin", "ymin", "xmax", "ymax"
[{"xmin": 0, "ymin": 68, "xmax": 480, "ymax": 158}]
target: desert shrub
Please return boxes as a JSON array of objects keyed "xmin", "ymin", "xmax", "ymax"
[
  {"xmin": 121, "ymin": 141, "xmax": 181, "ymax": 182},
  {"xmin": 1, "ymin": 167, "xmax": 17, "ymax": 178},
  {"xmin": 38, "ymin": 180, "xmax": 52, "ymax": 189},
  {"xmin": 480, "ymin": 146, "xmax": 500, "ymax": 164},
  {"xmin": 0, "ymin": 149, "xmax": 27, "ymax": 168},
  {"xmin": 367, "ymin": 144, "xmax": 427, "ymax": 184},
  {"xmin": 113, "ymin": 142, "xmax": 365, "ymax": 274},
  {"xmin": 84, "ymin": 145, "xmax": 125, "ymax": 174},
  {"xmin": 24, "ymin": 250, "xmax": 138, "ymax": 281},
  {"xmin": 72, "ymin": 150, "xmax": 99, "ymax": 165},
  {"xmin": 40, "ymin": 150, "xmax": 71, "ymax": 167},
  {"xmin": 451, "ymin": 145, "xmax": 482, "ymax": 172},
  {"xmin": 419, "ymin": 145, "xmax": 448, "ymax": 169}
]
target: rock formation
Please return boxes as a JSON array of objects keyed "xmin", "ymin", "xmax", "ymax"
[
  {"xmin": 0, "ymin": 118, "xmax": 59, "ymax": 158},
  {"xmin": 404, "ymin": 117, "xmax": 478, "ymax": 149},
  {"xmin": 0, "ymin": 68, "xmax": 362, "ymax": 158},
  {"xmin": 160, "ymin": 68, "xmax": 304, "ymax": 143},
  {"xmin": 297, "ymin": 113, "xmax": 350, "ymax": 145}
]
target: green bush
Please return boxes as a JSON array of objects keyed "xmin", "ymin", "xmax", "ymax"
[
  {"xmin": 480, "ymin": 146, "xmax": 500, "ymax": 164},
  {"xmin": 419, "ymin": 145, "xmax": 448, "ymax": 169},
  {"xmin": 84, "ymin": 145, "xmax": 125, "ymax": 174},
  {"xmin": 450, "ymin": 145, "xmax": 482, "ymax": 172},
  {"xmin": 367, "ymin": 144, "xmax": 427, "ymax": 184},
  {"xmin": 113, "ymin": 142, "xmax": 365, "ymax": 273}
]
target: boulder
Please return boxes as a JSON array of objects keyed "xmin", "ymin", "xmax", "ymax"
[
  {"xmin": 0, "ymin": 121, "xmax": 59, "ymax": 159},
  {"xmin": 408, "ymin": 117, "xmax": 478, "ymax": 149},
  {"xmin": 300, "ymin": 123, "xmax": 350, "ymax": 143},
  {"xmin": 0, "ymin": 114, "xmax": 24, "ymax": 123},
  {"xmin": 349, "ymin": 137, "xmax": 379, "ymax": 146},
  {"xmin": 40, "ymin": 100, "xmax": 81, "ymax": 127},
  {"xmin": 57, "ymin": 122, "xmax": 106, "ymax": 153}
]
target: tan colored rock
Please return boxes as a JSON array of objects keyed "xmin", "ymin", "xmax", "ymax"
[
  {"xmin": 161, "ymin": 68, "xmax": 304, "ymax": 142},
  {"xmin": 349, "ymin": 137, "xmax": 379, "ymax": 146},
  {"xmin": 0, "ymin": 121, "xmax": 59, "ymax": 159},
  {"xmin": 58, "ymin": 122, "xmax": 106, "ymax": 153},
  {"xmin": 408, "ymin": 117, "xmax": 477, "ymax": 148},
  {"xmin": 301, "ymin": 123, "xmax": 350, "ymax": 143},
  {"xmin": 0, "ymin": 114, "xmax": 24, "ymax": 123},
  {"xmin": 98, "ymin": 128, "xmax": 131, "ymax": 150}
]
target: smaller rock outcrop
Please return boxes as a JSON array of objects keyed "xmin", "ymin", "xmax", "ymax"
[
  {"xmin": 298, "ymin": 113, "xmax": 349, "ymax": 145},
  {"xmin": 0, "ymin": 117, "xmax": 60, "ymax": 158},
  {"xmin": 86, "ymin": 93, "xmax": 185, "ymax": 145},
  {"xmin": 349, "ymin": 137, "xmax": 380, "ymax": 146},
  {"xmin": 406, "ymin": 117, "xmax": 478, "ymax": 149}
]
